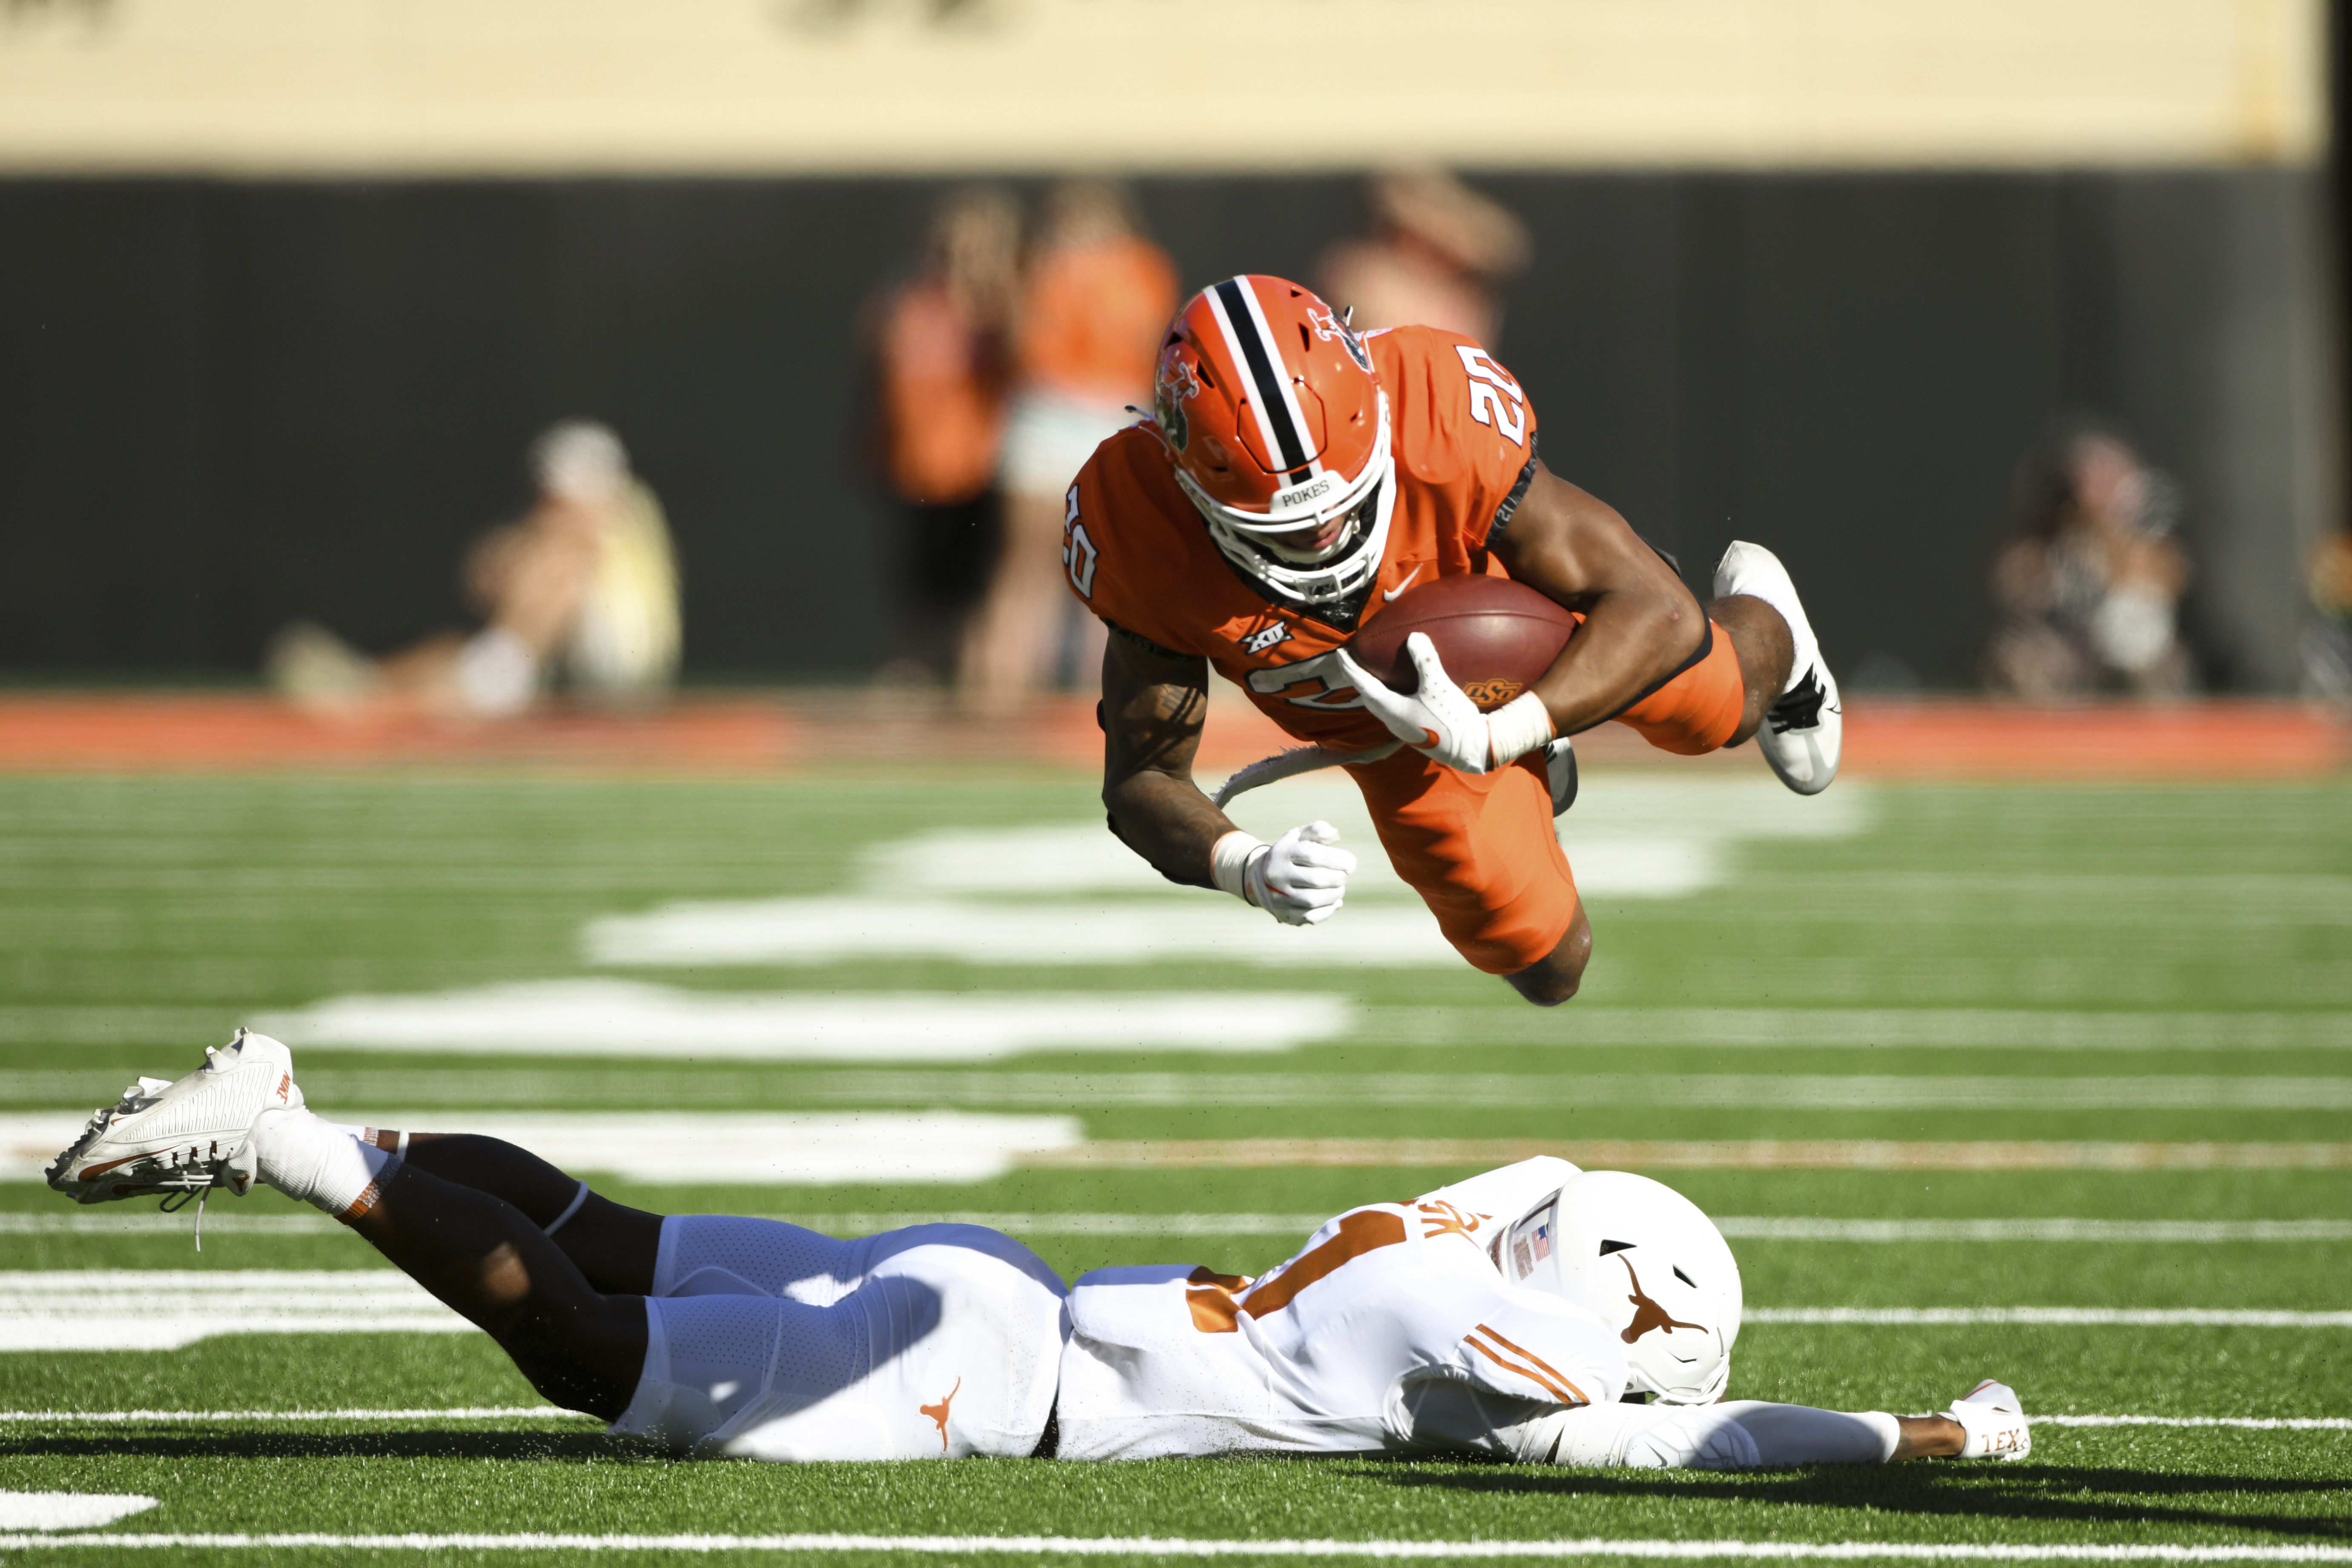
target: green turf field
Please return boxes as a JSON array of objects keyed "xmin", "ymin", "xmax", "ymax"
[{"xmin": 0, "ymin": 766, "xmax": 2344, "ymax": 1563}]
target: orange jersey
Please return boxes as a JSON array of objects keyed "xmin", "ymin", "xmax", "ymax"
[{"xmin": 1064, "ymin": 325, "xmax": 1539, "ymax": 753}]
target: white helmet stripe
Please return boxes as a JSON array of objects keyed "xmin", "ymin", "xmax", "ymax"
[{"xmin": 1208, "ymin": 278, "xmax": 1319, "ymax": 482}]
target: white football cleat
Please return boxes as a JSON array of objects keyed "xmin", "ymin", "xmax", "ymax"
[
  {"xmin": 1945, "ymin": 1378, "xmax": 2031, "ymax": 1461},
  {"xmin": 47, "ymin": 1029, "xmax": 302, "ymax": 1205},
  {"xmin": 1714, "ymin": 541, "xmax": 1841, "ymax": 796}
]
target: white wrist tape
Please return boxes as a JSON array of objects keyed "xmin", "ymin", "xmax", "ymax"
[
  {"xmin": 1485, "ymin": 691, "xmax": 1556, "ymax": 768},
  {"xmin": 1209, "ymin": 831, "xmax": 1269, "ymax": 906}
]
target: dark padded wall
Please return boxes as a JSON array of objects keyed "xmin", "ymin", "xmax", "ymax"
[{"xmin": 0, "ymin": 170, "xmax": 2324, "ymax": 686}]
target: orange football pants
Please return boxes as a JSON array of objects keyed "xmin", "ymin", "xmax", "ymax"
[
  {"xmin": 1611, "ymin": 621, "xmax": 1747, "ymax": 756},
  {"xmin": 1345, "ymin": 621, "xmax": 1747, "ymax": 975}
]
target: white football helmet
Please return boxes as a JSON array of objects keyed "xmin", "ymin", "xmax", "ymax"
[{"xmin": 1497, "ymin": 1171, "xmax": 1743, "ymax": 1405}]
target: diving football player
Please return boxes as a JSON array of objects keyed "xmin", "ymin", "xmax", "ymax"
[{"xmin": 1071, "ymin": 275, "xmax": 1840, "ymax": 1003}]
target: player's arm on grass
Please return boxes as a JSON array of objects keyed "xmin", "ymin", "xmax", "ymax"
[
  {"xmin": 1489, "ymin": 462, "xmax": 1708, "ymax": 737},
  {"xmin": 1099, "ymin": 625, "xmax": 1354, "ymax": 924}
]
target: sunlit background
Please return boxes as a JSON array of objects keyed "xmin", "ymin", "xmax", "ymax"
[{"xmin": 0, "ymin": 0, "xmax": 2345, "ymax": 1553}]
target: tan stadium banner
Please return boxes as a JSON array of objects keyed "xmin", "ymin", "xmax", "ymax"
[{"xmin": 0, "ymin": 0, "xmax": 2325, "ymax": 175}]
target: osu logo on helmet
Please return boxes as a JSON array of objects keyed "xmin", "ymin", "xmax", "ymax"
[
  {"xmin": 1152, "ymin": 275, "xmax": 1394, "ymax": 607},
  {"xmin": 1154, "ymin": 353, "xmax": 1202, "ymax": 453}
]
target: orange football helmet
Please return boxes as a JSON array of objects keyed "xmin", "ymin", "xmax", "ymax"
[{"xmin": 1151, "ymin": 275, "xmax": 1394, "ymax": 606}]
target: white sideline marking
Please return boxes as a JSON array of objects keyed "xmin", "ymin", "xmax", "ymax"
[
  {"xmin": 0, "ymin": 1491, "xmax": 156, "ymax": 1530},
  {"xmin": 252, "ymin": 983, "xmax": 1348, "ymax": 1062},
  {"xmin": 0, "ymin": 1533, "xmax": 2346, "ymax": 1559},
  {"xmin": 0, "ymin": 1109, "xmax": 1081, "ymax": 1187},
  {"xmin": 1748, "ymin": 1309, "xmax": 2352, "ymax": 1327},
  {"xmin": 0, "ymin": 1406, "xmax": 582, "ymax": 1423}
]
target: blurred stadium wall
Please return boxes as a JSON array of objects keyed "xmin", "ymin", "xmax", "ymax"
[{"xmin": 0, "ymin": 0, "xmax": 2334, "ymax": 689}]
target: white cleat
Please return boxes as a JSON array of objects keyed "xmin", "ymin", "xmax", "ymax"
[
  {"xmin": 1714, "ymin": 541, "xmax": 1841, "ymax": 795},
  {"xmin": 46, "ymin": 1029, "xmax": 302, "ymax": 1205},
  {"xmin": 1945, "ymin": 1378, "xmax": 2032, "ymax": 1461}
]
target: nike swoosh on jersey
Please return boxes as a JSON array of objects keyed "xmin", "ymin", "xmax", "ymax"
[{"xmin": 1382, "ymin": 565, "xmax": 1425, "ymax": 602}]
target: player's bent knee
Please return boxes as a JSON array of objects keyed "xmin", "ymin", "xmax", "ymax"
[{"xmin": 1505, "ymin": 917, "xmax": 1590, "ymax": 1007}]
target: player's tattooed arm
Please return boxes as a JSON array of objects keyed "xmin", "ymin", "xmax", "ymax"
[
  {"xmin": 1099, "ymin": 625, "xmax": 1231, "ymax": 890},
  {"xmin": 1489, "ymin": 461, "xmax": 1709, "ymax": 736}
]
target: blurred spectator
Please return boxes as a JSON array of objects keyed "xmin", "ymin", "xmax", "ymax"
[
  {"xmin": 1987, "ymin": 428, "xmax": 2192, "ymax": 698},
  {"xmin": 866, "ymin": 185, "xmax": 1021, "ymax": 682},
  {"xmin": 1316, "ymin": 167, "xmax": 1531, "ymax": 348},
  {"xmin": 959, "ymin": 179, "xmax": 1177, "ymax": 708},
  {"xmin": 268, "ymin": 421, "xmax": 680, "ymax": 717},
  {"xmin": 2302, "ymin": 529, "xmax": 2352, "ymax": 701}
]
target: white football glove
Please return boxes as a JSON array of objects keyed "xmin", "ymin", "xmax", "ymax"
[
  {"xmin": 1210, "ymin": 822, "xmax": 1356, "ymax": 926},
  {"xmin": 1945, "ymin": 1379, "xmax": 2031, "ymax": 1461},
  {"xmin": 1334, "ymin": 634, "xmax": 1554, "ymax": 775}
]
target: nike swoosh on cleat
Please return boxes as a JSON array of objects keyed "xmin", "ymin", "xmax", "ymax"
[
  {"xmin": 1383, "ymin": 565, "xmax": 1424, "ymax": 602},
  {"xmin": 76, "ymin": 1152, "xmax": 156, "ymax": 1179}
]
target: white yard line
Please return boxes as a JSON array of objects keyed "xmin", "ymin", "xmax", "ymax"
[
  {"xmin": 1353, "ymin": 1009, "xmax": 2352, "ymax": 1052},
  {"xmin": 715, "ymin": 1215, "xmax": 2352, "ymax": 1244},
  {"xmin": 1025, "ymin": 1141, "xmax": 2352, "ymax": 1172},
  {"xmin": 2040, "ymin": 1416, "xmax": 2352, "ymax": 1430},
  {"xmin": 1747, "ymin": 1309, "xmax": 2352, "ymax": 1327},
  {"xmin": 687, "ymin": 1072, "xmax": 2352, "ymax": 1112},
  {"xmin": 0, "ymin": 1533, "xmax": 2345, "ymax": 1559},
  {"xmin": 0, "ymin": 1406, "xmax": 582, "ymax": 1423},
  {"xmin": 0, "ymin": 1409, "xmax": 2330, "ymax": 1432},
  {"xmin": 6, "ymin": 1006, "xmax": 2345, "ymax": 1055},
  {"xmin": 251, "ymin": 983, "xmax": 1349, "ymax": 1063},
  {"xmin": 0, "ymin": 1274, "xmax": 2343, "ymax": 1349},
  {"xmin": 5, "ymin": 1213, "xmax": 2343, "ymax": 1244},
  {"xmin": 1711, "ymin": 1218, "xmax": 2352, "ymax": 1243},
  {"xmin": 0, "ymin": 1110, "xmax": 1082, "ymax": 1187},
  {"xmin": 0, "ymin": 1492, "xmax": 155, "ymax": 1530}
]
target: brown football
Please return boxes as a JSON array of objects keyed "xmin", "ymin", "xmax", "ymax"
[{"xmin": 1348, "ymin": 574, "xmax": 1575, "ymax": 712}]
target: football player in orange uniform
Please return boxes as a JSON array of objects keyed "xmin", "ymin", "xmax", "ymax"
[{"xmin": 1065, "ymin": 275, "xmax": 1841, "ymax": 1005}]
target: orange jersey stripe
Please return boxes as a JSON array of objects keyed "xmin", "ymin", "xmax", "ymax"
[
  {"xmin": 1464, "ymin": 1326, "xmax": 1589, "ymax": 1407},
  {"xmin": 1238, "ymin": 1209, "xmax": 1408, "ymax": 1319},
  {"xmin": 1472, "ymin": 1322, "xmax": 1591, "ymax": 1407}
]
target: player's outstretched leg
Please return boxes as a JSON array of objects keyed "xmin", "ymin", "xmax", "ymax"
[
  {"xmin": 48, "ymin": 1030, "xmax": 648, "ymax": 1419},
  {"xmin": 396, "ymin": 1132, "xmax": 662, "ymax": 1297},
  {"xmin": 1712, "ymin": 542, "xmax": 1841, "ymax": 795}
]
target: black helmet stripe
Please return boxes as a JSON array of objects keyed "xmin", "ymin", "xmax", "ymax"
[{"xmin": 1212, "ymin": 277, "xmax": 1313, "ymax": 479}]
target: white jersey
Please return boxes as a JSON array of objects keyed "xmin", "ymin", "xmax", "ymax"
[{"xmin": 1054, "ymin": 1158, "xmax": 1628, "ymax": 1460}]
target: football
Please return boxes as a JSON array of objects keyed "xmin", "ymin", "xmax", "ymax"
[{"xmin": 1348, "ymin": 574, "xmax": 1575, "ymax": 711}]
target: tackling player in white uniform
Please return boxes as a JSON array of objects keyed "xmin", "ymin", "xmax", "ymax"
[{"xmin": 50, "ymin": 1032, "xmax": 2031, "ymax": 1469}]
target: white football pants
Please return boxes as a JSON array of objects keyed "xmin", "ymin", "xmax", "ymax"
[{"xmin": 608, "ymin": 1216, "xmax": 1069, "ymax": 1461}]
